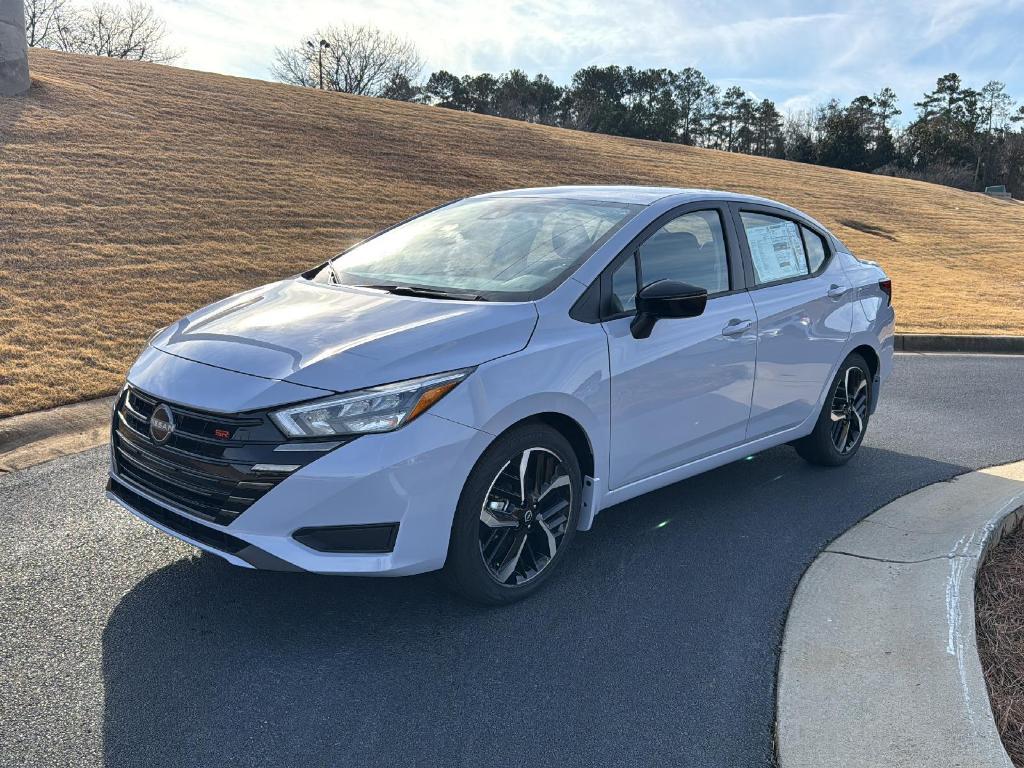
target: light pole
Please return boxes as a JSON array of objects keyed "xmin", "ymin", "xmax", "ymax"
[
  {"xmin": 306, "ymin": 38, "xmax": 330, "ymax": 90},
  {"xmin": 0, "ymin": 0, "xmax": 31, "ymax": 97}
]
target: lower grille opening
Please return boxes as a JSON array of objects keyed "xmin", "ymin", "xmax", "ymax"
[{"xmin": 108, "ymin": 477, "xmax": 248, "ymax": 554}]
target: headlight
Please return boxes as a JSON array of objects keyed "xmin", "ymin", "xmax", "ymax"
[{"xmin": 269, "ymin": 368, "xmax": 473, "ymax": 438}]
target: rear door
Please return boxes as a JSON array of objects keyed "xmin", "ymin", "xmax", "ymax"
[
  {"xmin": 602, "ymin": 203, "xmax": 757, "ymax": 489},
  {"xmin": 729, "ymin": 203, "xmax": 855, "ymax": 439}
]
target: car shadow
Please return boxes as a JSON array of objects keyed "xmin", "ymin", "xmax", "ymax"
[{"xmin": 101, "ymin": 444, "xmax": 969, "ymax": 768}]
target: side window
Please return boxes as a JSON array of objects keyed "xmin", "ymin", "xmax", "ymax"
[
  {"xmin": 740, "ymin": 212, "xmax": 809, "ymax": 285},
  {"xmin": 608, "ymin": 254, "xmax": 638, "ymax": 314},
  {"xmin": 801, "ymin": 226, "xmax": 828, "ymax": 273},
  {"xmin": 637, "ymin": 210, "xmax": 729, "ymax": 294}
]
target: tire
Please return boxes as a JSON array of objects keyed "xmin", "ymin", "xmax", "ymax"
[
  {"xmin": 442, "ymin": 422, "xmax": 582, "ymax": 605},
  {"xmin": 794, "ymin": 353, "xmax": 871, "ymax": 467}
]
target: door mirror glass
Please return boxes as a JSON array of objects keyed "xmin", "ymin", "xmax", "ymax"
[{"xmin": 631, "ymin": 280, "xmax": 708, "ymax": 339}]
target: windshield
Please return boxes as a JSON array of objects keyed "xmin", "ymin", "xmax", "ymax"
[{"xmin": 323, "ymin": 197, "xmax": 642, "ymax": 300}]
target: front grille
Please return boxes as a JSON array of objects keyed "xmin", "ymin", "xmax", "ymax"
[{"xmin": 111, "ymin": 386, "xmax": 346, "ymax": 525}]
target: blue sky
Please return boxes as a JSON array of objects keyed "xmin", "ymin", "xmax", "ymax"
[{"xmin": 152, "ymin": 0, "xmax": 1024, "ymax": 119}]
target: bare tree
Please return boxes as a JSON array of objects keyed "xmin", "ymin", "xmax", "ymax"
[
  {"xmin": 272, "ymin": 24, "xmax": 423, "ymax": 97},
  {"xmin": 29, "ymin": 1, "xmax": 181, "ymax": 62},
  {"xmin": 70, "ymin": 2, "xmax": 180, "ymax": 62},
  {"xmin": 24, "ymin": 0, "xmax": 68, "ymax": 47}
]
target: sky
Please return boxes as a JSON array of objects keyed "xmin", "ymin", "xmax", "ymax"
[{"xmin": 146, "ymin": 0, "xmax": 1024, "ymax": 118}]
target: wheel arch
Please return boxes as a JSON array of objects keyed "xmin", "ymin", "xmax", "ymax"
[
  {"xmin": 514, "ymin": 412, "xmax": 596, "ymax": 479},
  {"xmin": 850, "ymin": 343, "xmax": 879, "ymax": 380},
  {"xmin": 468, "ymin": 406, "xmax": 602, "ymax": 532},
  {"xmin": 849, "ymin": 343, "xmax": 881, "ymax": 414}
]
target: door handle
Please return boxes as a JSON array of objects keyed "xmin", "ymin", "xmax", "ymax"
[
  {"xmin": 722, "ymin": 318, "xmax": 753, "ymax": 337},
  {"xmin": 827, "ymin": 283, "xmax": 850, "ymax": 300}
]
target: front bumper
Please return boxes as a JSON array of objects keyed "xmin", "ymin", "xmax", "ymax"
[{"xmin": 109, "ymin": 410, "xmax": 491, "ymax": 576}]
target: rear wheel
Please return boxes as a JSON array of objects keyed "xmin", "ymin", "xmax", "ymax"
[
  {"xmin": 794, "ymin": 353, "xmax": 871, "ymax": 466},
  {"xmin": 442, "ymin": 423, "xmax": 582, "ymax": 605}
]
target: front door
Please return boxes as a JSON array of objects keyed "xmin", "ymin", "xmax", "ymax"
[{"xmin": 603, "ymin": 206, "xmax": 757, "ymax": 489}]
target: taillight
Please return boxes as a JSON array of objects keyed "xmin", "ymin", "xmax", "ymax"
[{"xmin": 878, "ymin": 279, "xmax": 892, "ymax": 305}]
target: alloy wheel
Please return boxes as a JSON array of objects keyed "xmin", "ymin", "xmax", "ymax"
[
  {"xmin": 478, "ymin": 447, "xmax": 572, "ymax": 586},
  {"xmin": 830, "ymin": 366, "xmax": 869, "ymax": 454}
]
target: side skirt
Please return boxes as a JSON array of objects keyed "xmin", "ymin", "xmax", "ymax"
[{"xmin": 590, "ymin": 422, "xmax": 814, "ymax": 522}]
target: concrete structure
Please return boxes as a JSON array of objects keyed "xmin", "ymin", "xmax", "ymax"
[
  {"xmin": 777, "ymin": 460, "xmax": 1024, "ymax": 768},
  {"xmin": 0, "ymin": 0, "xmax": 30, "ymax": 96},
  {"xmin": 984, "ymin": 185, "xmax": 1013, "ymax": 200}
]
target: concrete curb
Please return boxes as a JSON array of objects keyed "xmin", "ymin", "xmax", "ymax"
[
  {"xmin": 776, "ymin": 460, "xmax": 1024, "ymax": 768},
  {"xmin": 0, "ymin": 396, "xmax": 115, "ymax": 473},
  {"xmin": 895, "ymin": 334, "xmax": 1024, "ymax": 354}
]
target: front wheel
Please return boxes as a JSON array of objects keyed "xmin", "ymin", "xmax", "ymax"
[
  {"xmin": 794, "ymin": 353, "xmax": 871, "ymax": 467},
  {"xmin": 442, "ymin": 423, "xmax": 582, "ymax": 605}
]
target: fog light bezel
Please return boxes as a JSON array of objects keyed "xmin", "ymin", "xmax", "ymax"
[{"xmin": 291, "ymin": 523, "xmax": 399, "ymax": 553}]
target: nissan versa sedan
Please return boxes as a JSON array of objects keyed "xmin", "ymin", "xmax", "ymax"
[{"xmin": 106, "ymin": 186, "xmax": 894, "ymax": 603}]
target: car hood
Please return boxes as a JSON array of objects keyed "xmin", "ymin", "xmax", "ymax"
[{"xmin": 151, "ymin": 279, "xmax": 539, "ymax": 393}]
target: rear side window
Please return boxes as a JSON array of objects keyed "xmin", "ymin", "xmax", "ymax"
[
  {"xmin": 801, "ymin": 226, "xmax": 828, "ymax": 272},
  {"xmin": 740, "ymin": 212, "xmax": 809, "ymax": 285}
]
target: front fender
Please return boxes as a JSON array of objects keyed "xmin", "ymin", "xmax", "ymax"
[{"xmin": 430, "ymin": 319, "xmax": 611, "ymax": 524}]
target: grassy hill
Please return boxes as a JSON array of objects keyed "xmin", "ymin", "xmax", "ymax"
[{"xmin": 1, "ymin": 49, "xmax": 1022, "ymax": 418}]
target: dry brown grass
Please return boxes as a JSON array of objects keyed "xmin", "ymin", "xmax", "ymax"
[
  {"xmin": 976, "ymin": 516, "xmax": 1024, "ymax": 767},
  {"xmin": 1, "ymin": 50, "xmax": 1023, "ymax": 418}
]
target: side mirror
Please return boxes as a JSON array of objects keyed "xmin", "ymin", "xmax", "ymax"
[{"xmin": 630, "ymin": 279, "xmax": 708, "ymax": 339}]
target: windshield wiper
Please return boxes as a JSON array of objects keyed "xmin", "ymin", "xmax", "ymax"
[{"xmin": 354, "ymin": 284, "xmax": 488, "ymax": 301}]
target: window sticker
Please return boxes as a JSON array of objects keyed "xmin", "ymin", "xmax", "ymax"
[{"xmin": 746, "ymin": 220, "xmax": 806, "ymax": 283}]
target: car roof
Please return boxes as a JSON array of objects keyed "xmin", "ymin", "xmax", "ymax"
[
  {"xmin": 476, "ymin": 185, "xmax": 834, "ymax": 239},
  {"xmin": 478, "ymin": 185, "xmax": 789, "ymax": 208}
]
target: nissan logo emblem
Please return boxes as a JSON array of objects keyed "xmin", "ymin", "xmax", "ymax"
[{"xmin": 149, "ymin": 403, "xmax": 176, "ymax": 444}]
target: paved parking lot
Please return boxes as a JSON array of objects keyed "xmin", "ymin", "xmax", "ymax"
[{"xmin": 2, "ymin": 353, "xmax": 1022, "ymax": 768}]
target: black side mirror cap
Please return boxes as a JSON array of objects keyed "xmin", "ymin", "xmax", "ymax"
[{"xmin": 630, "ymin": 279, "xmax": 708, "ymax": 339}]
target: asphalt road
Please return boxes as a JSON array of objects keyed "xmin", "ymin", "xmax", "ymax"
[{"xmin": 2, "ymin": 353, "xmax": 1022, "ymax": 768}]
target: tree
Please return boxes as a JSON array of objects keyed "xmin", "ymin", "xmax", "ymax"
[
  {"xmin": 753, "ymin": 99, "xmax": 783, "ymax": 157},
  {"xmin": 380, "ymin": 72, "xmax": 419, "ymax": 101},
  {"xmin": 272, "ymin": 24, "xmax": 422, "ymax": 97},
  {"xmin": 973, "ymin": 81, "xmax": 1014, "ymax": 187},
  {"xmin": 620, "ymin": 67, "xmax": 679, "ymax": 141},
  {"xmin": 783, "ymin": 111, "xmax": 816, "ymax": 163},
  {"xmin": 560, "ymin": 65, "xmax": 628, "ymax": 134},
  {"xmin": 526, "ymin": 73, "xmax": 562, "ymax": 125},
  {"xmin": 872, "ymin": 87, "xmax": 901, "ymax": 134},
  {"xmin": 491, "ymin": 70, "xmax": 563, "ymax": 124},
  {"xmin": 25, "ymin": 0, "xmax": 179, "ymax": 62},
  {"xmin": 65, "ymin": 2, "xmax": 180, "ymax": 61},
  {"xmin": 815, "ymin": 99, "xmax": 871, "ymax": 171},
  {"xmin": 24, "ymin": 0, "xmax": 67, "ymax": 47},
  {"xmin": 903, "ymin": 73, "xmax": 979, "ymax": 182},
  {"xmin": 673, "ymin": 67, "xmax": 716, "ymax": 146},
  {"xmin": 421, "ymin": 69, "xmax": 466, "ymax": 109}
]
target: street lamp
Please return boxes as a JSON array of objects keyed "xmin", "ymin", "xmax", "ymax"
[{"xmin": 306, "ymin": 38, "xmax": 331, "ymax": 90}]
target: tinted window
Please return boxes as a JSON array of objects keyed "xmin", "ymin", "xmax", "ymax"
[
  {"xmin": 326, "ymin": 197, "xmax": 641, "ymax": 300},
  {"xmin": 740, "ymin": 212, "xmax": 809, "ymax": 285},
  {"xmin": 801, "ymin": 226, "xmax": 828, "ymax": 272},
  {"xmin": 637, "ymin": 210, "xmax": 729, "ymax": 294},
  {"xmin": 608, "ymin": 254, "xmax": 638, "ymax": 314}
]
